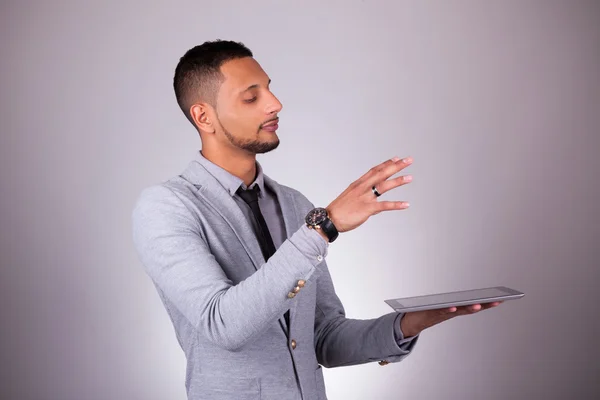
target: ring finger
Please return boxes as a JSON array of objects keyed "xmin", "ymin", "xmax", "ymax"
[{"xmin": 372, "ymin": 174, "xmax": 413, "ymax": 197}]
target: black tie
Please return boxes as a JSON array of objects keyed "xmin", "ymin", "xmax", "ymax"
[
  {"xmin": 237, "ymin": 186, "xmax": 277, "ymax": 262},
  {"xmin": 237, "ymin": 186, "xmax": 290, "ymax": 329}
]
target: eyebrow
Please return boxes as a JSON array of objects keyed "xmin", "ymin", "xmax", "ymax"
[{"xmin": 241, "ymin": 79, "xmax": 271, "ymax": 94}]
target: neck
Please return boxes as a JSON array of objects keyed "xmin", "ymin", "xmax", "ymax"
[{"xmin": 200, "ymin": 146, "xmax": 257, "ymax": 187}]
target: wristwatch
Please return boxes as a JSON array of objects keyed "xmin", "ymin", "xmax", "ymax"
[{"xmin": 305, "ymin": 207, "xmax": 339, "ymax": 243}]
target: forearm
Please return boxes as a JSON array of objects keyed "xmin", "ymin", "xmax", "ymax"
[
  {"xmin": 314, "ymin": 312, "xmax": 416, "ymax": 367},
  {"xmin": 199, "ymin": 237, "xmax": 319, "ymax": 350}
]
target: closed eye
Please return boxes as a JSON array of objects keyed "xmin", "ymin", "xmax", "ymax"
[{"xmin": 243, "ymin": 97, "xmax": 257, "ymax": 103}]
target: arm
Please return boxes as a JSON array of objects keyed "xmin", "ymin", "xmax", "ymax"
[
  {"xmin": 309, "ymin": 153, "xmax": 501, "ymax": 367},
  {"xmin": 311, "ymin": 250, "xmax": 419, "ymax": 368},
  {"xmin": 132, "ymin": 185, "xmax": 324, "ymax": 351}
]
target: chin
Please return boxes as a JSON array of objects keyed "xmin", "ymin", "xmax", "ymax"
[
  {"xmin": 260, "ymin": 140, "xmax": 280, "ymax": 154},
  {"xmin": 252, "ymin": 138, "xmax": 280, "ymax": 154}
]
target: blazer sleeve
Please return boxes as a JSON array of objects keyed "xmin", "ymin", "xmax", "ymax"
[
  {"xmin": 313, "ymin": 258, "xmax": 419, "ymax": 368},
  {"xmin": 132, "ymin": 185, "xmax": 325, "ymax": 351}
]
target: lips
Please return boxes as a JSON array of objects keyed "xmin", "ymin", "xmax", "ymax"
[
  {"xmin": 261, "ymin": 118, "xmax": 279, "ymax": 131},
  {"xmin": 262, "ymin": 124, "xmax": 278, "ymax": 132}
]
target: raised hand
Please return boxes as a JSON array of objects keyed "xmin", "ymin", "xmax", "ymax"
[{"xmin": 326, "ymin": 156, "xmax": 413, "ymax": 233}]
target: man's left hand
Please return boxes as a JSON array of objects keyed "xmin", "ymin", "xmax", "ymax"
[{"xmin": 400, "ymin": 302, "xmax": 503, "ymax": 338}]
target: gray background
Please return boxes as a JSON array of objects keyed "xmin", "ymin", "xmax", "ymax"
[{"xmin": 1, "ymin": 0, "xmax": 599, "ymax": 399}]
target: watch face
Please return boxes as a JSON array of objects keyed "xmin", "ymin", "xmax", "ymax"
[{"xmin": 306, "ymin": 207, "xmax": 328, "ymax": 226}]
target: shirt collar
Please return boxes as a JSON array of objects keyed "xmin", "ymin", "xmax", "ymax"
[{"xmin": 195, "ymin": 150, "xmax": 267, "ymax": 198}]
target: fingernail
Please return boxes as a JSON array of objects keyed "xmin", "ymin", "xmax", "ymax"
[
  {"xmin": 404, "ymin": 175, "xmax": 412, "ymax": 182},
  {"xmin": 403, "ymin": 157, "xmax": 413, "ymax": 163}
]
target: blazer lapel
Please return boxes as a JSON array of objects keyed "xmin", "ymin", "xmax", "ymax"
[
  {"xmin": 264, "ymin": 175, "xmax": 302, "ymax": 334},
  {"xmin": 180, "ymin": 160, "xmax": 265, "ymax": 273},
  {"xmin": 263, "ymin": 175, "xmax": 301, "ymax": 247}
]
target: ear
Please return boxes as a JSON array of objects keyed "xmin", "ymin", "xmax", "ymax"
[{"xmin": 190, "ymin": 103, "xmax": 215, "ymax": 134}]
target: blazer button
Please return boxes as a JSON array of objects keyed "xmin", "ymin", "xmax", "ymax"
[
  {"xmin": 287, "ymin": 292, "xmax": 296, "ymax": 298},
  {"xmin": 378, "ymin": 360, "xmax": 390, "ymax": 366},
  {"xmin": 292, "ymin": 286, "xmax": 301, "ymax": 293},
  {"xmin": 291, "ymin": 339, "xmax": 297, "ymax": 350},
  {"xmin": 297, "ymin": 280, "xmax": 306, "ymax": 288}
]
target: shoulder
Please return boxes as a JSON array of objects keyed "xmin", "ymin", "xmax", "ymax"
[
  {"xmin": 132, "ymin": 176, "xmax": 200, "ymax": 227},
  {"xmin": 134, "ymin": 176, "xmax": 194, "ymax": 207}
]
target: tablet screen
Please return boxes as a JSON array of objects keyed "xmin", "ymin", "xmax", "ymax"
[{"xmin": 391, "ymin": 287, "xmax": 512, "ymax": 309}]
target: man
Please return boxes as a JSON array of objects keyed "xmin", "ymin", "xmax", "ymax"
[{"xmin": 132, "ymin": 40, "xmax": 501, "ymax": 400}]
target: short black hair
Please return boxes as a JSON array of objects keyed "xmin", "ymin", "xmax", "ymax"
[{"xmin": 173, "ymin": 40, "xmax": 253, "ymax": 126}]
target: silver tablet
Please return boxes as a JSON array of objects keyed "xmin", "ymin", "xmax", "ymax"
[{"xmin": 384, "ymin": 286, "xmax": 524, "ymax": 313}]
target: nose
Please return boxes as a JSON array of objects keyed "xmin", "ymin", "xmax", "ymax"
[{"xmin": 265, "ymin": 91, "xmax": 283, "ymax": 115}]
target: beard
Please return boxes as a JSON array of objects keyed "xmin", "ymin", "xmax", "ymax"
[{"xmin": 222, "ymin": 124, "xmax": 280, "ymax": 154}]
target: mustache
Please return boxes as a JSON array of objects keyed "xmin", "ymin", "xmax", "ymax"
[{"xmin": 260, "ymin": 117, "xmax": 279, "ymax": 127}]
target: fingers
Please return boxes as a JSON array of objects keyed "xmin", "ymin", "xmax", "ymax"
[
  {"xmin": 482, "ymin": 301, "xmax": 502, "ymax": 309},
  {"xmin": 357, "ymin": 157, "xmax": 400, "ymax": 183},
  {"xmin": 372, "ymin": 200, "xmax": 410, "ymax": 215},
  {"xmin": 460, "ymin": 304, "xmax": 484, "ymax": 314},
  {"xmin": 359, "ymin": 156, "xmax": 413, "ymax": 189},
  {"xmin": 416, "ymin": 302, "xmax": 504, "ymax": 333},
  {"xmin": 375, "ymin": 174, "xmax": 413, "ymax": 196},
  {"xmin": 451, "ymin": 302, "xmax": 503, "ymax": 316}
]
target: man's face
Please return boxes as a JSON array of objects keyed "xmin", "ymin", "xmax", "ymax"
[{"xmin": 212, "ymin": 57, "xmax": 283, "ymax": 154}]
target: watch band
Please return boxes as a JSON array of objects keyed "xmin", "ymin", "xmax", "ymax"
[{"xmin": 319, "ymin": 217, "xmax": 339, "ymax": 243}]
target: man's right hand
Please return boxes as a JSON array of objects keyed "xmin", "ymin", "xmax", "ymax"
[{"xmin": 326, "ymin": 156, "xmax": 413, "ymax": 233}]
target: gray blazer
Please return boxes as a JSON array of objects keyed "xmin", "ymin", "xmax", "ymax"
[{"xmin": 132, "ymin": 159, "xmax": 418, "ymax": 400}]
